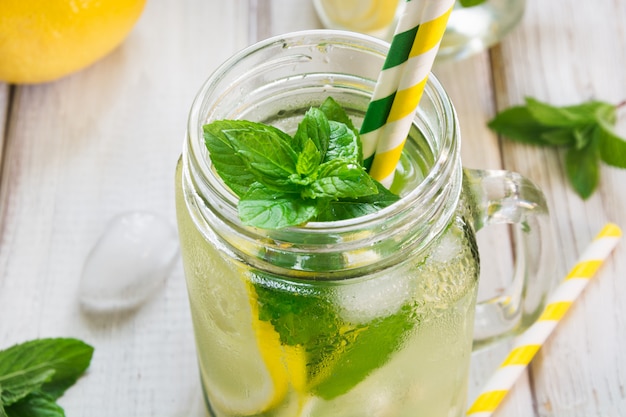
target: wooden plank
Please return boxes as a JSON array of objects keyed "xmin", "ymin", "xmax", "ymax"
[
  {"xmin": 491, "ymin": 0, "xmax": 626, "ymax": 415},
  {"xmin": 0, "ymin": 0, "xmax": 250, "ymax": 416}
]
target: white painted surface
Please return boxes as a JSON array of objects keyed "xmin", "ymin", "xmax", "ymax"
[{"xmin": 0, "ymin": 0, "xmax": 624, "ymax": 416}]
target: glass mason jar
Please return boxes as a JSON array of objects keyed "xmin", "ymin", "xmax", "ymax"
[
  {"xmin": 312, "ymin": 0, "xmax": 526, "ymax": 61},
  {"xmin": 176, "ymin": 30, "xmax": 554, "ymax": 417}
]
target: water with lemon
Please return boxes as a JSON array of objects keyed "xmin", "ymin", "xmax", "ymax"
[{"xmin": 175, "ymin": 137, "xmax": 479, "ymax": 417}]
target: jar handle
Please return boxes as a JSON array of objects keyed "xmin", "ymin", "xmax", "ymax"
[{"xmin": 463, "ymin": 168, "xmax": 556, "ymax": 349}]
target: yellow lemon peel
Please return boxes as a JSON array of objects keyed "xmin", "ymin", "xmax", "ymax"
[{"xmin": 0, "ymin": 0, "xmax": 146, "ymax": 84}]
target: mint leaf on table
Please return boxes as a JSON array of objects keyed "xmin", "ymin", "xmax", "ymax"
[
  {"xmin": 4, "ymin": 392, "xmax": 64, "ymax": 417},
  {"xmin": 203, "ymin": 97, "xmax": 399, "ymax": 228},
  {"xmin": 488, "ymin": 97, "xmax": 626, "ymax": 199},
  {"xmin": 0, "ymin": 338, "xmax": 94, "ymax": 417},
  {"xmin": 565, "ymin": 140, "xmax": 600, "ymax": 199}
]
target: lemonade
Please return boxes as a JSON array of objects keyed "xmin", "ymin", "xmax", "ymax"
[
  {"xmin": 175, "ymin": 30, "xmax": 480, "ymax": 417},
  {"xmin": 175, "ymin": 143, "xmax": 479, "ymax": 416},
  {"xmin": 176, "ymin": 30, "xmax": 552, "ymax": 417}
]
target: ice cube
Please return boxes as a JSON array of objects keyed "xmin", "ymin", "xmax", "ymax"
[
  {"xmin": 79, "ymin": 211, "xmax": 179, "ymax": 312},
  {"xmin": 334, "ymin": 270, "xmax": 414, "ymax": 324}
]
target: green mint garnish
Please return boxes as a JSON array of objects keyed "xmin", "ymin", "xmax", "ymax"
[
  {"xmin": 488, "ymin": 97, "xmax": 626, "ymax": 199},
  {"xmin": 459, "ymin": 0, "xmax": 487, "ymax": 7},
  {"xmin": 251, "ymin": 273, "xmax": 415, "ymax": 400},
  {"xmin": 203, "ymin": 97, "xmax": 399, "ymax": 229},
  {"xmin": 0, "ymin": 338, "xmax": 94, "ymax": 417},
  {"xmin": 204, "ymin": 97, "xmax": 410, "ymax": 400}
]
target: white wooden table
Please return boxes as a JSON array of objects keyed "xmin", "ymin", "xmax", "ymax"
[{"xmin": 1, "ymin": 1, "xmax": 624, "ymax": 416}]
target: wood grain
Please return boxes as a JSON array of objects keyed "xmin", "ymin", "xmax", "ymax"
[
  {"xmin": 0, "ymin": 0, "xmax": 250, "ymax": 415},
  {"xmin": 0, "ymin": 0, "xmax": 624, "ymax": 416},
  {"xmin": 491, "ymin": 1, "xmax": 626, "ymax": 416}
]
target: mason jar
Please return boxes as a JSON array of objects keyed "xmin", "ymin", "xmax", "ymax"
[
  {"xmin": 176, "ymin": 30, "xmax": 554, "ymax": 417},
  {"xmin": 312, "ymin": 0, "xmax": 526, "ymax": 61}
]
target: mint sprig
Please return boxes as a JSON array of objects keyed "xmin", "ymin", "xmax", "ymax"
[
  {"xmin": 0, "ymin": 338, "xmax": 94, "ymax": 417},
  {"xmin": 488, "ymin": 97, "xmax": 626, "ymax": 199},
  {"xmin": 203, "ymin": 97, "xmax": 399, "ymax": 229},
  {"xmin": 251, "ymin": 273, "xmax": 415, "ymax": 400},
  {"xmin": 459, "ymin": 0, "xmax": 487, "ymax": 6}
]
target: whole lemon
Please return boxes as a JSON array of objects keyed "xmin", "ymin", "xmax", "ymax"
[{"xmin": 0, "ymin": 0, "xmax": 146, "ymax": 84}]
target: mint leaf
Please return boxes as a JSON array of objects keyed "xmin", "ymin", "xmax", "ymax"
[
  {"xmin": 596, "ymin": 121, "xmax": 626, "ymax": 168},
  {"xmin": 595, "ymin": 102, "xmax": 617, "ymax": 125},
  {"xmin": 4, "ymin": 392, "xmax": 64, "ymax": 417},
  {"xmin": 204, "ymin": 121, "xmax": 294, "ymax": 197},
  {"xmin": 0, "ymin": 338, "xmax": 93, "ymax": 402},
  {"xmin": 487, "ymin": 106, "xmax": 552, "ymax": 145},
  {"xmin": 224, "ymin": 127, "xmax": 299, "ymax": 192},
  {"xmin": 296, "ymin": 139, "xmax": 322, "ymax": 177},
  {"xmin": 572, "ymin": 125, "xmax": 596, "ymax": 150},
  {"xmin": 202, "ymin": 98, "xmax": 400, "ymax": 228},
  {"xmin": 311, "ymin": 307, "xmax": 415, "ymax": 400},
  {"xmin": 566, "ymin": 141, "xmax": 600, "ymax": 199},
  {"xmin": 0, "ymin": 338, "xmax": 93, "ymax": 417},
  {"xmin": 525, "ymin": 98, "xmax": 606, "ymax": 127},
  {"xmin": 459, "ymin": 0, "xmax": 486, "ymax": 6},
  {"xmin": 0, "ymin": 368, "xmax": 55, "ymax": 406},
  {"xmin": 539, "ymin": 128, "xmax": 578, "ymax": 147},
  {"xmin": 250, "ymin": 274, "xmax": 416, "ymax": 400},
  {"xmin": 239, "ymin": 182, "xmax": 319, "ymax": 229},
  {"xmin": 319, "ymin": 96, "xmax": 359, "ymax": 138},
  {"xmin": 293, "ymin": 107, "xmax": 330, "ymax": 157},
  {"xmin": 325, "ymin": 121, "xmax": 363, "ymax": 164},
  {"xmin": 489, "ymin": 98, "xmax": 626, "ymax": 199},
  {"xmin": 319, "ymin": 181, "xmax": 400, "ymax": 221},
  {"xmin": 303, "ymin": 159, "xmax": 378, "ymax": 200}
]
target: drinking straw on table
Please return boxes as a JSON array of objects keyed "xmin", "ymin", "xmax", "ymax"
[
  {"xmin": 360, "ymin": 0, "xmax": 455, "ymax": 186},
  {"xmin": 466, "ymin": 222, "xmax": 623, "ymax": 417}
]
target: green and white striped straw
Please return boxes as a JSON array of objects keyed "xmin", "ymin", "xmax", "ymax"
[
  {"xmin": 360, "ymin": 0, "xmax": 427, "ymax": 169},
  {"xmin": 361, "ymin": 0, "xmax": 454, "ymax": 186}
]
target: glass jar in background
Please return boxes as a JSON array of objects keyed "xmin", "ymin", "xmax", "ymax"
[
  {"xmin": 312, "ymin": 0, "xmax": 402, "ymax": 40},
  {"xmin": 313, "ymin": 0, "xmax": 525, "ymax": 61}
]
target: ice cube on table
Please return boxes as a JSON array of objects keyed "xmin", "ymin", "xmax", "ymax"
[{"xmin": 79, "ymin": 211, "xmax": 179, "ymax": 312}]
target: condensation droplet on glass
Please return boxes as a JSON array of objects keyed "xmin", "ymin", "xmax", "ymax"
[{"xmin": 79, "ymin": 211, "xmax": 179, "ymax": 313}]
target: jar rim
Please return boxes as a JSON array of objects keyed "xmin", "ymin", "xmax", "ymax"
[{"xmin": 184, "ymin": 29, "xmax": 460, "ymax": 239}]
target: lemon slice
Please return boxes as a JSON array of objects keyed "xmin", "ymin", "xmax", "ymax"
[
  {"xmin": 188, "ymin": 261, "xmax": 307, "ymax": 415},
  {"xmin": 318, "ymin": 0, "xmax": 399, "ymax": 32},
  {"xmin": 177, "ymin": 174, "xmax": 307, "ymax": 415},
  {"xmin": 190, "ymin": 278, "xmax": 283, "ymax": 414}
]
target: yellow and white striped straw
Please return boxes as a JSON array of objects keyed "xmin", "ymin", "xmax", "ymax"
[
  {"xmin": 360, "ymin": 0, "xmax": 428, "ymax": 168},
  {"xmin": 466, "ymin": 222, "xmax": 623, "ymax": 417},
  {"xmin": 368, "ymin": 0, "xmax": 454, "ymax": 186}
]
